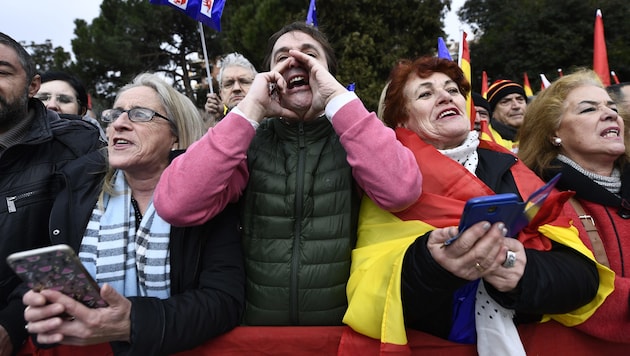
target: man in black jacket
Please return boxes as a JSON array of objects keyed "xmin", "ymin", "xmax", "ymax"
[{"xmin": 0, "ymin": 32, "xmax": 103, "ymax": 355}]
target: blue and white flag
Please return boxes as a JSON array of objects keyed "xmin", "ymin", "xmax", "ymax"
[{"xmin": 149, "ymin": 0, "xmax": 226, "ymax": 31}]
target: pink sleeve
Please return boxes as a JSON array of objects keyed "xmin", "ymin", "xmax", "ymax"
[
  {"xmin": 331, "ymin": 99, "xmax": 422, "ymax": 211},
  {"xmin": 154, "ymin": 113, "xmax": 254, "ymax": 226}
]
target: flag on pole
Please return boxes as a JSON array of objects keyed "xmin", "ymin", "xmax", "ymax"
[
  {"xmin": 149, "ymin": 0, "xmax": 226, "ymax": 31},
  {"xmin": 593, "ymin": 9, "xmax": 611, "ymax": 86},
  {"xmin": 481, "ymin": 71, "xmax": 488, "ymax": 98},
  {"xmin": 306, "ymin": 0, "xmax": 318, "ymax": 27},
  {"xmin": 540, "ymin": 73, "xmax": 551, "ymax": 90},
  {"xmin": 437, "ymin": 37, "xmax": 452, "ymax": 60},
  {"xmin": 458, "ymin": 31, "xmax": 475, "ymax": 127},
  {"xmin": 523, "ymin": 73, "xmax": 533, "ymax": 97},
  {"xmin": 611, "ymin": 71, "xmax": 620, "ymax": 84}
]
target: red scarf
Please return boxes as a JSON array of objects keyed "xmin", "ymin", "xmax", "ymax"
[{"xmin": 393, "ymin": 128, "xmax": 573, "ymax": 250}]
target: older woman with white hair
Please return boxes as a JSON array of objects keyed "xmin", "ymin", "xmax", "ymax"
[{"xmin": 21, "ymin": 73, "xmax": 245, "ymax": 355}]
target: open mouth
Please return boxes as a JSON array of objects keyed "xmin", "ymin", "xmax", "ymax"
[
  {"xmin": 113, "ymin": 138, "xmax": 131, "ymax": 146},
  {"xmin": 287, "ymin": 76, "xmax": 308, "ymax": 89},
  {"xmin": 438, "ymin": 109, "xmax": 459, "ymax": 119},
  {"xmin": 601, "ymin": 128, "xmax": 620, "ymax": 138}
]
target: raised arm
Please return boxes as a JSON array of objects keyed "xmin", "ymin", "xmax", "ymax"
[
  {"xmin": 154, "ymin": 114, "xmax": 253, "ymax": 226},
  {"xmin": 328, "ymin": 95, "xmax": 422, "ymax": 211}
]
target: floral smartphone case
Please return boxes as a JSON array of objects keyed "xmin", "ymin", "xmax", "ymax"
[{"xmin": 6, "ymin": 244, "xmax": 107, "ymax": 308}]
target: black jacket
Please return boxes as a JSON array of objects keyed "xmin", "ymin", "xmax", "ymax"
[
  {"xmin": 40, "ymin": 151, "xmax": 246, "ymax": 355},
  {"xmin": 0, "ymin": 99, "xmax": 103, "ymax": 353},
  {"xmin": 400, "ymin": 147, "xmax": 599, "ymax": 339}
]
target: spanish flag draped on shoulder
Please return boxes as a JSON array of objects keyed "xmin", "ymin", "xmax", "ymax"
[
  {"xmin": 342, "ymin": 130, "xmax": 614, "ymax": 355},
  {"xmin": 149, "ymin": 0, "xmax": 226, "ymax": 31}
]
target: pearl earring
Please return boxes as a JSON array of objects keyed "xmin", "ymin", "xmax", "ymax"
[{"xmin": 552, "ymin": 137, "xmax": 562, "ymax": 146}]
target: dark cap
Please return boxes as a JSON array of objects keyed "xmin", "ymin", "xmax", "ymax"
[
  {"xmin": 472, "ymin": 92, "xmax": 491, "ymax": 114},
  {"xmin": 486, "ymin": 80, "xmax": 527, "ymax": 112}
]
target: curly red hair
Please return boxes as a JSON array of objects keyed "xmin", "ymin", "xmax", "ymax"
[{"xmin": 382, "ymin": 56, "xmax": 470, "ymax": 128}]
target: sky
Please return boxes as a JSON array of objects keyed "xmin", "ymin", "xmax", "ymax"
[
  {"xmin": 1, "ymin": 0, "xmax": 102, "ymax": 53},
  {"xmin": 1, "ymin": 0, "xmax": 470, "ymax": 55}
]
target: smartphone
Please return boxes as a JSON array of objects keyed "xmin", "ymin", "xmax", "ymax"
[
  {"xmin": 443, "ymin": 193, "xmax": 522, "ymax": 246},
  {"xmin": 6, "ymin": 244, "xmax": 107, "ymax": 308}
]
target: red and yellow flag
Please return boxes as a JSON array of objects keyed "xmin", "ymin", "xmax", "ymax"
[
  {"xmin": 458, "ymin": 31, "xmax": 475, "ymax": 128},
  {"xmin": 523, "ymin": 72, "xmax": 533, "ymax": 97}
]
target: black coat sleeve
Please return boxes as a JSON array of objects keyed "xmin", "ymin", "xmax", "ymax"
[
  {"xmin": 112, "ymin": 204, "xmax": 245, "ymax": 356},
  {"xmin": 401, "ymin": 232, "xmax": 472, "ymax": 339}
]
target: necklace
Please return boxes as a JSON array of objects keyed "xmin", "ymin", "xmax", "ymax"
[{"xmin": 130, "ymin": 195, "xmax": 143, "ymax": 229}]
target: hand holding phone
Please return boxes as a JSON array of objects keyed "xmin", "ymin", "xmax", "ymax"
[
  {"xmin": 6, "ymin": 244, "xmax": 107, "ymax": 308},
  {"xmin": 442, "ymin": 193, "xmax": 522, "ymax": 247}
]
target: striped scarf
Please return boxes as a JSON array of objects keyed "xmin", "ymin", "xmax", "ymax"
[{"xmin": 79, "ymin": 169, "xmax": 171, "ymax": 298}]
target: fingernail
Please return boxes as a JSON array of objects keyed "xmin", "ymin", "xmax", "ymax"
[
  {"xmin": 482, "ymin": 222, "xmax": 491, "ymax": 230},
  {"xmin": 497, "ymin": 223, "xmax": 508, "ymax": 236}
]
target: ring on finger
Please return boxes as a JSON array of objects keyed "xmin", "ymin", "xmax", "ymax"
[
  {"xmin": 503, "ymin": 250, "xmax": 517, "ymax": 268},
  {"xmin": 474, "ymin": 262, "xmax": 485, "ymax": 272}
]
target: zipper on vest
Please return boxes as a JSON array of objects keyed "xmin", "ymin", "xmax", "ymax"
[
  {"xmin": 6, "ymin": 190, "xmax": 43, "ymax": 213},
  {"xmin": 290, "ymin": 121, "xmax": 306, "ymax": 324}
]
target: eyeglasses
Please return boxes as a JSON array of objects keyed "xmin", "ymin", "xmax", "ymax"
[
  {"xmin": 221, "ymin": 77, "xmax": 254, "ymax": 90},
  {"xmin": 101, "ymin": 107, "xmax": 170, "ymax": 123},
  {"xmin": 35, "ymin": 93, "xmax": 78, "ymax": 105}
]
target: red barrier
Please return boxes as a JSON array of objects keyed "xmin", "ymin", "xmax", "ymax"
[{"xmin": 19, "ymin": 321, "xmax": 629, "ymax": 355}]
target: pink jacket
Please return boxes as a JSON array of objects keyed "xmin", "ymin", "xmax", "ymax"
[{"xmin": 154, "ymin": 97, "xmax": 422, "ymax": 226}]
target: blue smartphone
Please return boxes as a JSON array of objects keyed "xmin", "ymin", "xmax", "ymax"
[{"xmin": 442, "ymin": 193, "xmax": 522, "ymax": 246}]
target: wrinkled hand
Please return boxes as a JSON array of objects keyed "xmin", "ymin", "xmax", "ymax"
[
  {"xmin": 24, "ymin": 284, "xmax": 131, "ymax": 346},
  {"xmin": 427, "ymin": 221, "xmax": 525, "ymax": 291},
  {"xmin": 483, "ymin": 237, "xmax": 526, "ymax": 292},
  {"xmin": 205, "ymin": 93, "xmax": 224, "ymax": 121}
]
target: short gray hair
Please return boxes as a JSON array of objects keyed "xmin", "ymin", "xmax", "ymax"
[{"xmin": 217, "ymin": 53, "xmax": 257, "ymax": 88}]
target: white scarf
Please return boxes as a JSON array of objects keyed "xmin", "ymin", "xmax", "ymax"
[
  {"xmin": 438, "ymin": 131, "xmax": 480, "ymax": 174},
  {"xmin": 79, "ymin": 170, "xmax": 171, "ymax": 298}
]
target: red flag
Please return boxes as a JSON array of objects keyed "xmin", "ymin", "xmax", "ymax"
[
  {"xmin": 593, "ymin": 9, "xmax": 611, "ymax": 86},
  {"xmin": 481, "ymin": 71, "xmax": 488, "ymax": 98},
  {"xmin": 458, "ymin": 31, "xmax": 475, "ymax": 128},
  {"xmin": 523, "ymin": 73, "xmax": 533, "ymax": 97},
  {"xmin": 611, "ymin": 71, "xmax": 620, "ymax": 84}
]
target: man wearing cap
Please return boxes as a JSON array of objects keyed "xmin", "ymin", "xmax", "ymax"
[{"xmin": 484, "ymin": 79, "xmax": 528, "ymax": 153}]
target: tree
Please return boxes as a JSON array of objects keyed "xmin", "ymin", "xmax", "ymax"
[
  {"xmin": 71, "ymin": 0, "xmax": 225, "ymax": 105},
  {"xmin": 221, "ymin": 0, "xmax": 451, "ymax": 111},
  {"xmin": 458, "ymin": 0, "xmax": 630, "ymax": 92},
  {"xmin": 24, "ymin": 40, "xmax": 72, "ymax": 73},
  {"xmin": 70, "ymin": 0, "xmax": 451, "ymax": 112}
]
